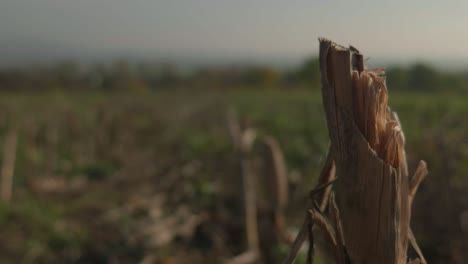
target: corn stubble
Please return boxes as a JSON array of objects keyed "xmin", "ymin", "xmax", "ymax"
[{"xmin": 283, "ymin": 39, "xmax": 427, "ymax": 264}]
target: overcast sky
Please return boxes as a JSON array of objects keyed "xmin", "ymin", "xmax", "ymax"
[{"xmin": 2, "ymin": 0, "xmax": 468, "ymax": 67}]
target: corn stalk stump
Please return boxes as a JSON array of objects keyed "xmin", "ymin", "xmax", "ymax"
[{"xmin": 283, "ymin": 39, "xmax": 428, "ymax": 264}]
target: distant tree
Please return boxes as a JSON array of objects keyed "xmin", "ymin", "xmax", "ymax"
[
  {"xmin": 88, "ymin": 64, "xmax": 113, "ymax": 90},
  {"xmin": 408, "ymin": 63, "xmax": 439, "ymax": 91},
  {"xmin": 386, "ymin": 67, "xmax": 409, "ymax": 91},
  {"xmin": 158, "ymin": 63, "xmax": 179, "ymax": 87},
  {"xmin": 291, "ymin": 56, "xmax": 320, "ymax": 88},
  {"xmin": 56, "ymin": 60, "xmax": 80, "ymax": 87},
  {"xmin": 113, "ymin": 60, "xmax": 132, "ymax": 89},
  {"xmin": 244, "ymin": 66, "xmax": 280, "ymax": 87},
  {"xmin": 439, "ymin": 72, "xmax": 468, "ymax": 92},
  {"xmin": 112, "ymin": 60, "xmax": 148, "ymax": 92},
  {"xmin": 137, "ymin": 63, "xmax": 160, "ymax": 88}
]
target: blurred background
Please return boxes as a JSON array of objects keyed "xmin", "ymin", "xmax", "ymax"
[{"xmin": 0, "ymin": 1, "xmax": 467, "ymax": 263}]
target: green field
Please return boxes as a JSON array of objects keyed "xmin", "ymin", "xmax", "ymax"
[{"xmin": 0, "ymin": 89, "xmax": 466, "ymax": 263}]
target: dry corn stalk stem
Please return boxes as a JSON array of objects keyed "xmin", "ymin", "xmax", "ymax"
[
  {"xmin": 226, "ymin": 109, "xmax": 292, "ymax": 264},
  {"xmin": 1, "ymin": 128, "xmax": 18, "ymax": 204},
  {"xmin": 320, "ymin": 38, "xmax": 427, "ymax": 263},
  {"xmin": 283, "ymin": 39, "xmax": 427, "ymax": 264}
]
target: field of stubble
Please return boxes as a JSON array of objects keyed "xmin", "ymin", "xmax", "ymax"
[{"xmin": 0, "ymin": 89, "xmax": 466, "ymax": 263}]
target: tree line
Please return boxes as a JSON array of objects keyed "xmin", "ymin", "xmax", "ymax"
[{"xmin": 0, "ymin": 58, "xmax": 467, "ymax": 92}]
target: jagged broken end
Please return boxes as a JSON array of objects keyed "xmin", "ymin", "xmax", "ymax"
[
  {"xmin": 351, "ymin": 69, "xmax": 405, "ymax": 169},
  {"xmin": 319, "ymin": 38, "xmax": 405, "ymax": 170}
]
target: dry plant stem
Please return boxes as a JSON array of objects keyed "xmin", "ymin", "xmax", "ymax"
[
  {"xmin": 408, "ymin": 228, "xmax": 426, "ymax": 264},
  {"xmin": 305, "ymin": 180, "xmax": 338, "ymax": 264},
  {"xmin": 319, "ymin": 158, "xmax": 336, "ymax": 210},
  {"xmin": 309, "ymin": 177, "xmax": 338, "ymax": 199},
  {"xmin": 306, "ymin": 220, "xmax": 314, "ymax": 264},
  {"xmin": 262, "ymin": 136, "xmax": 289, "ymax": 210},
  {"xmin": 323, "ymin": 39, "xmax": 402, "ymax": 262},
  {"xmin": 407, "ymin": 160, "xmax": 428, "ymax": 264},
  {"xmin": 226, "ymin": 109, "xmax": 259, "ymax": 254},
  {"xmin": 309, "ymin": 208, "xmax": 337, "ymax": 248},
  {"xmin": 240, "ymin": 132, "xmax": 259, "ymax": 253},
  {"xmin": 329, "ymin": 193, "xmax": 347, "ymax": 263},
  {"xmin": 282, "ymin": 150, "xmax": 335, "ymax": 264},
  {"xmin": 228, "ymin": 108, "xmax": 297, "ymax": 263},
  {"xmin": 284, "ymin": 39, "xmax": 427, "ymax": 264},
  {"xmin": 319, "ymin": 38, "xmax": 415, "ymax": 263},
  {"xmin": 409, "ymin": 160, "xmax": 427, "ymax": 207},
  {"xmin": 261, "ymin": 136, "xmax": 292, "ymax": 244},
  {"xmin": 241, "ymin": 157, "xmax": 259, "ymax": 252},
  {"xmin": 1, "ymin": 129, "xmax": 18, "ymax": 203}
]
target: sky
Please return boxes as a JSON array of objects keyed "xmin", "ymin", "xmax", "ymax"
[{"xmin": 2, "ymin": 0, "xmax": 468, "ymax": 68}]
